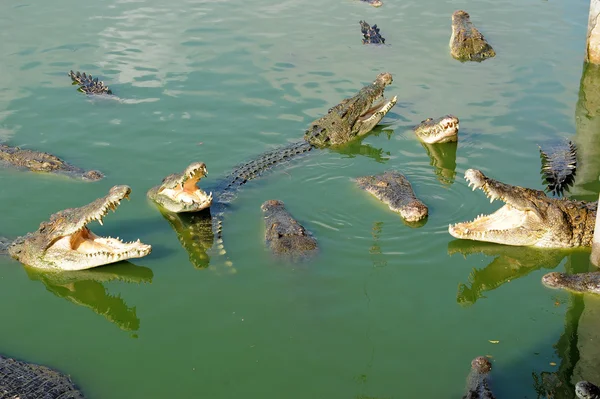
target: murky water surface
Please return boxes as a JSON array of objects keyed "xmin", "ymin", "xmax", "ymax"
[{"xmin": 1, "ymin": 0, "xmax": 599, "ymax": 397}]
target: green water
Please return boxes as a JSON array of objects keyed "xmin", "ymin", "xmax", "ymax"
[{"xmin": 1, "ymin": 0, "xmax": 599, "ymax": 397}]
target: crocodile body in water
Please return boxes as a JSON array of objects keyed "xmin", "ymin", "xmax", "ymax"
[
  {"xmin": 8, "ymin": 185, "xmax": 152, "ymax": 270},
  {"xmin": 69, "ymin": 70, "xmax": 113, "ymax": 95},
  {"xmin": 449, "ymin": 169, "xmax": 597, "ymax": 248},
  {"xmin": 463, "ymin": 356, "xmax": 496, "ymax": 399},
  {"xmin": 360, "ymin": 21, "xmax": 385, "ymax": 44},
  {"xmin": 0, "ymin": 144, "xmax": 104, "ymax": 180},
  {"xmin": 261, "ymin": 200, "xmax": 318, "ymax": 260},
  {"xmin": 539, "ymin": 139, "xmax": 578, "ymax": 197},
  {"xmin": 576, "ymin": 380, "xmax": 600, "ymax": 398},
  {"xmin": 360, "ymin": 0, "xmax": 382, "ymax": 7},
  {"xmin": 0, "ymin": 353, "xmax": 85, "ymax": 398},
  {"xmin": 356, "ymin": 170, "xmax": 428, "ymax": 223},
  {"xmin": 413, "ymin": 115, "xmax": 459, "ymax": 143},
  {"xmin": 450, "ymin": 10, "xmax": 496, "ymax": 62},
  {"xmin": 542, "ymin": 271, "xmax": 600, "ymax": 295}
]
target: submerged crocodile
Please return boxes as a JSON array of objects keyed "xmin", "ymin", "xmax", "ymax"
[
  {"xmin": 539, "ymin": 140, "xmax": 578, "ymax": 197},
  {"xmin": 463, "ymin": 356, "xmax": 495, "ymax": 399},
  {"xmin": 360, "ymin": 21, "xmax": 385, "ymax": 45},
  {"xmin": 8, "ymin": 185, "xmax": 152, "ymax": 271},
  {"xmin": 0, "ymin": 144, "xmax": 104, "ymax": 180},
  {"xmin": 0, "ymin": 353, "xmax": 85, "ymax": 398},
  {"xmin": 576, "ymin": 380, "xmax": 600, "ymax": 398},
  {"xmin": 356, "ymin": 170, "xmax": 428, "ymax": 223},
  {"xmin": 450, "ymin": 10, "xmax": 496, "ymax": 62},
  {"xmin": 147, "ymin": 162, "xmax": 213, "ymax": 213},
  {"xmin": 413, "ymin": 115, "xmax": 459, "ymax": 143},
  {"xmin": 448, "ymin": 169, "xmax": 597, "ymax": 248},
  {"xmin": 261, "ymin": 200, "xmax": 318, "ymax": 260},
  {"xmin": 360, "ymin": 0, "xmax": 382, "ymax": 7},
  {"xmin": 69, "ymin": 70, "xmax": 113, "ymax": 95},
  {"xmin": 542, "ymin": 271, "xmax": 600, "ymax": 295}
]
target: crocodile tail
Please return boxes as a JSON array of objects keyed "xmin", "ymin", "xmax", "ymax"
[
  {"xmin": 539, "ymin": 140, "xmax": 577, "ymax": 197},
  {"xmin": 68, "ymin": 70, "xmax": 113, "ymax": 95}
]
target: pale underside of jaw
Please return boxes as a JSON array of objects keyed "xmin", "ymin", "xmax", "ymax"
[
  {"xmin": 44, "ymin": 226, "xmax": 151, "ymax": 270},
  {"xmin": 449, "ymin": 204, "xmax": 529, "ymax": 238},
  {"xmin": 358, "ymin": 96, "xmax": 397, "ymax": 123}
]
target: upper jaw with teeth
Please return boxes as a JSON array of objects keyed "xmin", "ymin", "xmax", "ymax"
[{"xmin": 150, "ymin": 162, "xmax": 213, "ymax": 213}]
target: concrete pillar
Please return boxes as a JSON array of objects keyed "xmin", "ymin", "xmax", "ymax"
[{"xmin": 586, "ymin": 0, "xmax": 600, "ymax": 64}]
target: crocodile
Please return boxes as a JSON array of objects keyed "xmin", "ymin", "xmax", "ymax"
[
  {"xmin": 69, "ymin": 70, "xmax": 113, "ymax": 95},
  {"xmin": 576, "ymin": 381, "xmax": 600, "ymax": 398},
  {"xmin": 0, "ymin": 353, "xmax": 85, "ymax": 398},
  {"xmin": 356, "ymin": 170, "xmax": 428, "ymax": 223},
  {"xmin": 8, "ymin": 185, "xmax": 152, "ymax": 271},
  {"xmin": 413, "ymin": 115, "xmax": 460, "ymax": 143},
  {"xmin": 542, "ymin": 271, "xmax": 600, "ymax": 295},
  {"xmin": 463, "ymin": 356, "xmax": 495, "ymax": 399},
  {"xmin": 448, "ymin": 169, "xmax": 597, "ymax": 248},
  {"xmin": 147, "ymin": 162, "xmax": 213, "ymax": 213},
  {"xmin": 360, "ymin": 0, "xmax": 383, "ymax": 7},
  {"xmin": 0, "ymin": 144, "xmax": 104, "ymax": 180},
  {"xmin": 360, "ymin": 21, "xmax": 385, "ymax": 45},
  {"xmin": 450, "ymin": 10, "xmax": 496, "ymax": 62},
  {"xmin": 261, "ymin": 200, "xmax": 318, "ymax": 260},
  {"xmin": 539, "ymin": 140, "xmax": 578, "ymax": 197}
]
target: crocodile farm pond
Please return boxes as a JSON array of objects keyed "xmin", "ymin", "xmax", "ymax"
[{"xmin": 1, "ymin": 0, "xmax": 600, "ymax": 397}]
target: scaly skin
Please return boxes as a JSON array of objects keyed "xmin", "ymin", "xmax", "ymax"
[
  {"xmin": 450, "ymin": 10, "xmax": 496, "ymax": 62},
  {"xmin": 304, "ymin": 72, "xmax": 397, "ymax": 147},
  {"xmin": 8, "ymin": 185, "xmax": 152, "ymax": 271},
  {"xmin": 356, "ymin": 171, "xmax": 428, "ymax": 223},
  {"xmin": 448, "ymin": 169, "xmax": 597, "ymax": 248},
  {"xmin": 413, "ymin": 115, "xmax": 459, "ymax": 143},
  {"xmin": 261, "ymin": 200, "xmax": 318, "ymax": 260},
  {"xmin": 69, "ymin": 70, "xmax": 113, "ymax": 95},
  {"xmin": 539, "ymin": 140, "xmax": 578, "ymax": 197},
  {"xmin": 147, "ymin": 162, "xmax": 213, "ymax": 213},
  {"xmin": 0, "ymin": 144, "xmax": 104, "ymax": 180},
  {"xmin": 463, "ymin": 356, "xmax": 496, "ymax": 399},
  {"xmin": 576, "ymin": 381, "xmax": 600, "ymax": 398},
  {"xmin": 0, "ymin": 354, "xmax": 85, "ymax": 399},
  {"xmin": 360, "ymin": 21, "xmax": 385, "ymax": 45},
  {"xmin": 542, "ymin": 271, "xmax": 600, "ymax": 295}
]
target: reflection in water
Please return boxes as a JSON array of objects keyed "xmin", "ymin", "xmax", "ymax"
[
  {"xmin": 156, "ymin": 207, "xmax": 236, "ymax": 274},
  {"xmin": 331, "ymin": 128, "xmax": 394, "ymax": 164},
  {"xmin": 369, "ymin": 221, "xmax": 386, "ymax": 269},
  {"xmin": 420, "ymin": 141, "xmax": 458, "ymax": 187},
  {"xmin": 448, "ymin": 240, "xmax": 568, "ymax": 306},
  {"xmin": 25, "ymin": 262, "xmax": 153, "ymax": 332},
  {"xmin": 573, "ymin": 63, "xmax": 600, "ymax": 200}
]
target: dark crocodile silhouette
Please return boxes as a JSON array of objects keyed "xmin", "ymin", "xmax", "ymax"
[
  {"xmin": 360, "ymin": 21, "xmax": 386, "ymax": 45},
  {"xmin": 539, "ymin": 139, "xmax": 578, "ymax": 197},
  {"xmin": 463, "ymin": 356, "xmax": 496, "ymax": 399},
  {"xmin": 69, "ymin": 70, "xmax": 113, "ymax": 95}
]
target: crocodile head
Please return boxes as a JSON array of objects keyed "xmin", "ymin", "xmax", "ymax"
[
  {"xmin": 147, "ymin": 162, "xmax": 213, "ymax": 213},
  {"xmin": 448, "ymin": 169, "xmax": 596, "ymax": 248},
  {"xmin": 362, "ymin": 0, "xmax": 383, "ymax": 7},
  {"xmin": 576, "ymin": 380, "xmax": 600, "ymax": 399},
  {"xmin": 413, "ymin": 115, "xmax": 459, "ymax": 143},
  {"xmin": 8, "ymin": 185, "xmax": 152, "ymax": 271},
  {"xmin": 304, "ymin": 72, "xmax": 397, "ymax": 147}
]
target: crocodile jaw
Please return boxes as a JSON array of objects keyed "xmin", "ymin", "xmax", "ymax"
[
  {"xmin": 354, "ymin": 95, "xmax": 397, "ymax": 136},
  {"xmin": 153, "ymin": 162, "xmax": 213, "ymax": 213},
  {"xmin": 415, "ymin": 115, "xmax": 459, "ymax": 144}
]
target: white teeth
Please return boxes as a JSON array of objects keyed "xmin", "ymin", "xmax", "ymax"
[{"xmin": 98, "ymin": 219, "xmax": 103, "ymax": 226}]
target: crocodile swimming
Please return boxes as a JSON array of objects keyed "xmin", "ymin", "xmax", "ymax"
[
  {"xmin": 360, "ymin": 21, "xmax": 385, "ymax": 45},
  {"xmin": 450, "ymin": 10, "xmax": 496, "ymax": 62},
  {"xmin": 576, "ymin": 380, "xmax": 600, "ymax": 398},
  {"xmin": 0, "ymin": 353, "xmax": 85, "ymax": 399},
  {"xmin": 8, "ymin": 185, "xmax": 152, "ymax": 271},
  {"xmin": 542, "ymin": 271, "xmax": 600, "ymax": 295},
  {"xmin": 0, "ymin": 144, "xmax": 104, "ymax": 180},
  {"xmin": 69, "ymin": 70, "xmax": 113, "ymax": 95},
  {"xmin": 539, "ymin": 140, "xmax": 578, "ymax": 197},
  {"xmin": 261, "ymin": 200, "xmax": 318, "ymax": 260},
  {"xmin": 360, "ymin": 0, "xmax": 382, "ymax": 7},
  {"xmin": 463, "ymin": 356, "xmax": 496, "ymax": 399},
  {"xmin": 147, "ymin": 162, "xmax": 213, "ymax": 213},
  {"xmin": 448, "ymin": 169, "xmax": 597, "ymax": 248},
  {"xmin": 413, "ymin": 115, "xmax": 459, "ymax": 143},
  {"xmin": 356, "ymin": 170, "xmax": 428, "ymax": 223}
]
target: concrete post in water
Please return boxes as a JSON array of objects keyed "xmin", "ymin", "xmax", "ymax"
[{"xmin": 586, "ymin": 0, "xmax": 600, "ymax": 64}]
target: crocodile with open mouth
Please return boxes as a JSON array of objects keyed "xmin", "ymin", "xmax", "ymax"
[
  {"xmin": 8, "ymin": 185, "xmax": 152, "ymax": 271},
  {"xmin": 147, "ymin": 162, "xmax": 213, "ymax": 213},
  {"xmin": 413, "ymin": 115, "xmax": 460, "ymax": 143},
  {"xmin": 448, "ymin": 169, "xmax": 597, "ymax": 248},
  {"xmin": 69, "ymin": 70, "xmax": 113, "ymax": 95},
  {"xmin": 0, "ymin": 144, "xmax": 104, "ymax": 180},
  {"xmin": 450, "ymin": 10, "xmax": 496, "ymax": 62}
]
